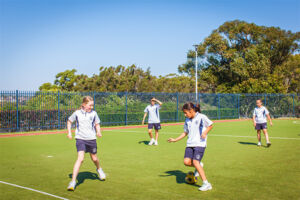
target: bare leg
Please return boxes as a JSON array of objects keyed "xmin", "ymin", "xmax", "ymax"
[
  {"xmin": 148, "ymin": 129, "xmax": 153, "ymax": 139},
  {"xmin": 155, "ymin": 129, "xmax": 159, "ymax": 141},
  {"xmin": 71, "ymin": 151, "xmax": 85, "ymax": 182},
  {"xmin": 262, "ymin": 129, "xmax": 270, "ymax": 143},
  {"xmin": 193, "ymin": 160, "xmax": 207, "ymax": 182},
  {"xmin": 184, "ymin": 158, "xmax": 193, "ymax": 167},
  {"xmin": 90, "ymin": 153, "xmax": 100, "ymax": 169},
  {"xmin": 257, "ymin": 130, "xmax": 261, "ymax": 143}
]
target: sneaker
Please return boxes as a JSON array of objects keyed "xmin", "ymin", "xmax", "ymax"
[
  {"xmin": 257, "ymin": 142, "xmax": 262, "ymax": 147},
  {"xmin": 148, "ymin": 139, "xmax": 155, "ymax": 146},
  {"xmin": 154, "ymin": 140, "xmax": 158, "ymax": 146},
  {"xmin": 199, "ymin": 182, "xmax": 212, "ymax": 191},
  {"xmin": 97, "ymin": 168, "xmax": 106, "ymax": 181},
  {"xmin": 267, "ymin": 142, "xmax": 272, "ymax": 147},
  {"xmin": 67, "ymin": 180, "xmax": 76, "ymax": 191},
  {"xmin": 194, "ymin": 162, "xmax": 204, "ymax": 177}
]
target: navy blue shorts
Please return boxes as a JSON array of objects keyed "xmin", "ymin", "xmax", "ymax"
[
  {"xmin": 148, "ymin": 123, "xmax": 161, "ymax": 130},
  {"xmin": 184, "ymin": 147, "xmax": 205, "ymax": 161},
  {"xmin": 255, "ymin": 123, "xmax": 267, "ymax": 130},
  {"xmin": 76, "ymin": 139, "xmax": 97, "ymax": 154}
]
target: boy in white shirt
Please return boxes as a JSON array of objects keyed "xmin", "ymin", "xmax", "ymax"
[
  {"xmin": 253, "ymin": 99, "xmax": 273, "ymax": 147},
  {"xmin": 142, "ymin": 97, "xmax": 163, "ymax": 146}
]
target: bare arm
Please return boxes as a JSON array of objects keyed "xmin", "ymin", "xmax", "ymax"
[
  {"xmin": 252, "ymin": 115, "xmax": 256, "ymax": 127},
  {"xmin": 201, "ymin": 125, "xmax": 213, "ymax": 139},
  {"xmin": 142, "ymin": 112, "xmax": 147, "ymax": 125},
  {"xmin": 168, "ymin": 132, "xmax": 188, "ymax": 143},
  {"xmin": 95, "ymin": 123, "xmax": 102, "ymax": 137},
  {"xmin": 67, "ymin": 120, "xmax": 72, "ymax": 139},
  {"xmin": 153, "ymin": 98, "xmax": 162, "ymax": 106},
  {"xmin": 266, "ymin": 114, "xmax": 273, "ymax": 126}
]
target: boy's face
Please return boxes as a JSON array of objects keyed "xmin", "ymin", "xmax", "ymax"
[
  {"xmin": 150, "ymin": 100, "xmax": 155, "ymax": 106},
  {"xmin": 256, "ymin": 100, "xmax": 262, "ymax": 107},
  {"xmin": 183, "ymin": 109, "xmax": 195, "ymax": 119},
  {"xmin": 83, "ymin": 101, "xmax": 94, "ymax": 112}
]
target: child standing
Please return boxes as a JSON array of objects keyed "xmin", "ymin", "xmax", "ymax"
[
  {"xmin": 142, "ymin": 97, "xmax": 163, "ymax": 146},
  {"xmin": 253, "ymin": 99, "xmax": 273, "ymax": 147},
  {"xmin": 67, "ymin": 96, "xmax": 106, "ymax": 191},
  {"xmin": 168, "ymin": 102, "xmax": 213, "ymax": 191}
]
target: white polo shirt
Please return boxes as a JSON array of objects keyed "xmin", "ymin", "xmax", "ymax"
[
  {"xmin": 144, "ymin": 104, "xmax": 161, "ymax": 123},
  {"xmin": 184, "ymin": 112, "xmax": 213, "ymax": 147},
  {"xmin": 253, "ymin": 106, "xmax": 269, "ymax": 124},
  {"xmin": 68, "ymin": 109, "xmax": 100, "ymax": 140}
]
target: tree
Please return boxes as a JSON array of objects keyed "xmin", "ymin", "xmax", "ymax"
[{"xmin": 178, "ymin": 20, "xmax": 300, "ymax": 93}]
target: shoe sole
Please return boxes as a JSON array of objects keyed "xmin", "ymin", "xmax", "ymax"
[
  {"xmin": 67, "ymin": 187, "xmax": 74, "ymax": 191},
  {"xmin": 199, "ymin": 187, "xmax": 212, "ymax": 191}
]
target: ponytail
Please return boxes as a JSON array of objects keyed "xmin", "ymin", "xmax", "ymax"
[{"xmin": 182, "ymin": 102, "xmax": 201, "ymax": 113}]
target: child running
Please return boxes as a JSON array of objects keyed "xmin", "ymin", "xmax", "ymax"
[
  {"xmin": 253, "ymin": 99, "xmax": 273, "ymax": 147},
  {"xmin": 142, "ymin": 97, "xmax": 163, "ymax": 146},
  {"xmin": 168, "ymin": 102, "xmax": 213, "ymax": 191},
  {"xmin": 67, "ymin": 96, "xmax": 106, "ymax": 191}
]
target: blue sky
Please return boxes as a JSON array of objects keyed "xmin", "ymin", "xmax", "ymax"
[{"xmin": 0, "ymin": 0, "xmax": 299, "ymax": 90}]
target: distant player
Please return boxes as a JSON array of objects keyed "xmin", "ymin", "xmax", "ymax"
[
  {"xmin": 253, "ymin": 99, "xmax": 273, "ymax": 147},
  {"xmin": 168, "ymin": 102, "xmax": 213, "ymax": 191},
  {"xmin": 142, "ymin": 97, "xmax": 163, "ymax": 146},
  {"xmin": 66, "ymin": 96, "xmax": 106, "ymax": 191}
]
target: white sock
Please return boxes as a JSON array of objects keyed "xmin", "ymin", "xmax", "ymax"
[{"xmin": 203, "ymin": 180, "xmax": 208, "ymax": 184}]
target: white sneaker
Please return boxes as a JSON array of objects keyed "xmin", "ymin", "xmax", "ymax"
[
  {"xmin": 199, "ymin": 182, "xmax": 212, "ymax": 191},
  {"xmin": 148, "ymin": 139, "xmax": 155, "ymax": 145},
  {"xmin": 67, "ymin": 180, "xmax": 76, "ymax": 191},
  {"xmin": 154, "ymin": 140, "xmax": 158, "ymax": 146},
  {"xmin": 194, "ymin": 162, "xmax": 204, "ymax": 177},
  {"xmin": 97, "ymin": 168, "xmax": 106, "ymax": 181},
  {"xmin": 257, "ymin": 142, "xmax": 262, "ymax": 147}
]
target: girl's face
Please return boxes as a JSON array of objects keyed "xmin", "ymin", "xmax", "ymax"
[
  {"xmin": 256, "ymin": 100, "xmax": 262, "ymax": 107},
  {"xmin": 83, "ymin": 101, "xmax": 94, "ymax": 112},
  {"xmin": 150, "ymin": 100, "xmax": 155, "ymax": 106},
  {"xmin": 183, "ymin": 109, "xmax": 196, "ymax": 119}
]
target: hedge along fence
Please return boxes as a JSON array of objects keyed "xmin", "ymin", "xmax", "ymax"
[{"xmin": 0, "ymin": 91, "xmax": 298, "ymax": 132}]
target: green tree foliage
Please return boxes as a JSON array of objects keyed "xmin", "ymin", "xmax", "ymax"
[
  {"xmin": 39, "ymin": 20, "xmax": 299, "ymax": 94},
  {"xmin": 178, "ymin": 20, "xmax": 300, "ymax": 93}
]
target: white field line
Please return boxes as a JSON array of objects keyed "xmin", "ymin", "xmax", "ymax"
[
  {"xmin": 0, "ymin": 180, "xmax": 69, "ymax": 200},
  {"xmin": 104, "ymin": 130, "xmax": 300, "ymax": 140}
]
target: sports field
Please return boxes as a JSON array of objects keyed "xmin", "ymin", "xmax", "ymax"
[{"xmin": 0, "ymin": 119, "xmax": 299, "ymax": 200}]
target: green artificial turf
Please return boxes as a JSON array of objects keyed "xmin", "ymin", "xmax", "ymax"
[{"xmin": 0, "ymin": 119, "xmax": 299, "ymax": 200}]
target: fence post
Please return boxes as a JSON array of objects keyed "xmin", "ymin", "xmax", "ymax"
[
  {"xmin": 125, "ymin": 92, "xmax": 128, "ymax": 126},
  {"xmin": 237, "ymin": 94, "xmax": 240, "ymax": 119},
  {"xmin": 93, "ymin": 92, "xmax": 96, "ymax": 111},
  {"xmin": 16, "ymin": 90, "xmax": 19, "ymax": 131},
  {"xmin": 176, "ymin": 92, "xmax": 179, "ymax": 122},
  {"xmin": 218, "ymin": 93, "xmax": 221, "ymax": 120},
  {"xmin": 292, "ymin": 94, "xmax": 295, "ymax": 117},
  {"xmin": 58, "ymin": 91, "xmax": 60, "ymax": 129},
  {"xmin": 264, "ymin": 94, "xmax": 267, "ymax": 105}
]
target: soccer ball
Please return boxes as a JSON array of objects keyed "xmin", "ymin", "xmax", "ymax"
[{"xmin": 185, "ymin": 171, "xmax": 198, "ymax": 184}]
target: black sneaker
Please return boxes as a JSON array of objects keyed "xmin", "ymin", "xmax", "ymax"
[{"xmin": 267, "ymin": 142, "xmax": 272, "ymax": 147}]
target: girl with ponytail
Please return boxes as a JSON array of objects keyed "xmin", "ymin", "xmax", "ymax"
[{"xmin": 168, "ymin": 102, "xmax": 213, "ymax": 191}]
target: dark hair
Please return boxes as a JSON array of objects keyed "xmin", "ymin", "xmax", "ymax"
[
  {"xmin": 182, "ymin": 102, "xmax": 201, "ymax": 113},
  {"xmin": 150, "ymin": 97, "xmax": 155, "ymax": 101}
]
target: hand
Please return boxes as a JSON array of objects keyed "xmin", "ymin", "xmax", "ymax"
[
  {"xmin": 253, "ymin": 122, "xmax": 256, "ymax": 127},
  {"xmin": 152, "ymin": 98, "xmax": 157, "ymax": 101},
  {"xmin": 168, "ymin": 138, "xmax": 176, "ymax": 143},
  {"xmin": 67, "ymin": 133, "xmax": 72, "ymax": 140},
  {"xmin": 142, "ymin": 121, "xmax": 144, "ymax": 125},
  {"xmin": 270, "ymin": 121, "xmax": 273, "ymax": 126},
  {"xmin": 97, "ymin": 132, "xmax": 102, "ymax": 138},
  {"xmin": 201, "ymin": 133, "xmax": 207, "ymax": 139}
]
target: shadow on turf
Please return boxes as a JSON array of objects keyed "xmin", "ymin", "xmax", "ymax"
[
  {"xmin": 160, "ymin": 170, "xmax": 199, "ymax": 187},
  {"xmin": 138, "ymin": 140, "xmax": 149, "ymax": 145},
  {"xmin": 238, "ymin": 141, "xmax": 268, "ymax": 148},
  {"xmin": 68, "ymin": 171, "xmax": 100, "ymax": 187}
]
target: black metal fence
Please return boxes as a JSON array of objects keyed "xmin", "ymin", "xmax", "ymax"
[{"xmin": 0, "ymin": 91, "xmax": 299, "ymax": 132}]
